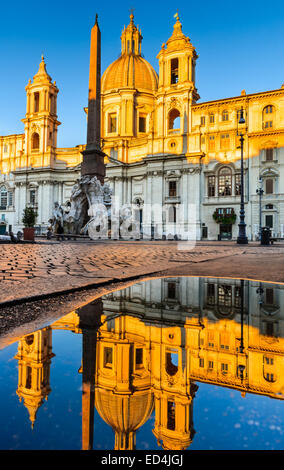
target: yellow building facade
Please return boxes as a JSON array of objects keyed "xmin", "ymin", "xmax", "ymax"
[{"xmin": 0, "ymin": 13, "xmax": 283, "ymax": 239}]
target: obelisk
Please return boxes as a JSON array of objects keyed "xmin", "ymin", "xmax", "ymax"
[{"xmin": 81, "ymin": 14, "xmax": 105, "ymax": 183}]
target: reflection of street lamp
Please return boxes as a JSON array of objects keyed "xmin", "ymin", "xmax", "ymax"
[
  {"xmin": 256, "ymin": 282, "xmax": 264, "ymax": 305},
  {"xmin": 237, "ymin": 108, "xmax": 248, "ymax": 244},
  {"xmin": 238, "ymin": 280, "xmax": 246, "ymax": 383},
  {"xmin": 238, "ymin": 364, "xmax": 245, "ymax": 382},
  {"xmin": 256, "ymin": 178, "xmax": 264, "ymax": 241}
]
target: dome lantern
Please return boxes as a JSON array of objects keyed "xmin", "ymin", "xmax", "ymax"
[{"xmin": 120, "ymin": 12, "xmax": 143, "ymax": 56}]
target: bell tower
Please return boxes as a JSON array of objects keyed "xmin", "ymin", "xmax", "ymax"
[
  {"xmin": 22, "ymin": 56, "xmax": 61, "ymax": 167},
  {"xmin": 156, "ymin": 13, "xmax": 200, "ymax": 155},
  {"xmin": 14, "ymin": 328, "xmax": 55, "ymax": 429},
  {"xmin": 157, "ymin": 13, "xmax": 199, "ymax": 99}
]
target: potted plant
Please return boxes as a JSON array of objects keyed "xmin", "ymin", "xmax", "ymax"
[
  {"xmin": 212, "ymin": 208, "xmax": 237, "ymax": 225},
  {"xmin": 22, "ymin": 206, "xmax": 37, "ymax": 241}
]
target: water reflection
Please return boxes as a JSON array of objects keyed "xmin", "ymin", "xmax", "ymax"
[{"xmin": 11, "ymin": 277, "xmax": 284, "ymax": 450}]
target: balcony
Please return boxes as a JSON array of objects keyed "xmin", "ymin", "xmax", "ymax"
[{"xmin": 164, "ymin": 195, "xmax": 181, "ymax": 204}]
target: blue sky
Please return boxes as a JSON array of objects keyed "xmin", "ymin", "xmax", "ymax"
[{"xmin": 0, "ymin": 0, "xmax": 283, "ymax": 147}]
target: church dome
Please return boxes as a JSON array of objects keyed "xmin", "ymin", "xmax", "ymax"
[
  {"xmin": 101, "ymin": 13, "xmax": 158, "ymax": 93},
  {"xmin": 95, "ymin": 389, "xmax": 154, "ymax": 433},
  {"xmin": 102, "ymin": 55, "xmax": 158, "ymax": 93}
]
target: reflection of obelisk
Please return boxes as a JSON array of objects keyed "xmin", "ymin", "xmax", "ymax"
[
  {"xmin": 81, "ymin": 14, "xmax": 105, "ymax": 183},
  {"xmin": 78, "ymin": 299, "xmax": 103, "ymax": 450}
]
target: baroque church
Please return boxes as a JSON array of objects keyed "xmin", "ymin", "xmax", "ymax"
[{"xmin": 0, "ymin": 13, "xmax": 284, "ymax": 240}]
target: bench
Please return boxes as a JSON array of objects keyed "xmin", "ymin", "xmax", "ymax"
[{"xmin": 270, "ymin": 237, "xmax": 284, "ymax": 245}]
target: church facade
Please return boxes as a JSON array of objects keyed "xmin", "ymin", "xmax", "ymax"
[{"xmin": 1, "ymin": 14, "xmax": 284, "ymax": 240}]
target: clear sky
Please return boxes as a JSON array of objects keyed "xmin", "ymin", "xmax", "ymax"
[{"xmin": 0, "ymin": 0, "xmax": 283, "ymax": 148}]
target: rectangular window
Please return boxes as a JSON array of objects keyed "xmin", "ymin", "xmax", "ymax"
[
  {"xmin": 208, "ymin": 330, "xmax": 215, "ymax": 348},
  {"xmin": 266, "ymin": 148, "xmax": 273, "ymax": 161},
  {"xmin": 0, "ymin": 190, "xmax": 7, "ymax": 210},
  {"xmin": 200, "ymin": 116, "xmax": 205, "ymax": 126},
  {"xmin": 220, "ymin": 133, "xmax": 230, "ymax": 150},
  {"xmin": 218, "ymin": 285, "xmax": 232, "ymax": 307},
  {"xmin": 208, "ymin": 176, "xmax": 215, "ymax": 196},
  {"xmin": 135, "ymin": 348, "xmax": 143, "ymax": 367},
  {"xmin": 110, "ymin": 147, "xmax": 118, "ymax": 159},
  {"xmin": 167, "ymin": 401, "xmax": 176, "ymax": 430},
  {"xmin": 221, "ymin": 363, "xmax": 228, "ymax": 373},
  {"xmin": 171, "ymin": 58, "xmax": 179, "ymax": 84},
  {"xmin": 265, "ymin": 179, "xmax": 273, "ymax": 194},
  {"xmin": 208, "ymin": 360, "xmax": 214, "ymax": 370},
  {"xmin": 168, "ymin": 282, "xmax": 176, "ymax": 299},
  {"xmin": 168, "ymin": 205, "xmax": 177, "ymax": 223},
  {"xmin": 265, "ymin": 215, "xmax": 273, "ymax": 228},
  {"xmin": 264, "ymin": 121, "xmax": 273, "ymax": 128},
  {"xmin": 208, "ymin": 135, "xmax": 215, "ymax": 151},
  {"xmin": 199, "ymin": 358, "xmax": 204, "ymax": 368},
  {"xmin": 8, "ymin": 191, "xmax": 13, "ymax": 207},
  {"xmin": 209, "ymin": 114, "xmax": 215, "ymax": 124},
  {"xmin": 26, "ymin": 366, "xmax": 32, "ymax": 389},
  {"xmin": 235, "ymin": 174, "xmax": 241, "ymax": 196},
  {"xmin": 265, "ymin": 288, "xmax": 274, "ymax": 304},
  {"xmin": 139, "ymin": 115, "xmax": 146, "ymax": 133},
  {"xmin": 169, "ymin": 181, "xmax": 177, "ymax": 197},
  {"xmin": 207, "ymin": 283, "xmax": 215, "ymax": 305},
  {"xmin": 30, "ymin": 190, "xmax": 36, "ymax": 206},
  {"xmin": 202, "ymin": 225, "xmax": 208, "ymax": 238},
  {"xmin": 103, "ymin": 347, "xmax": 113, "ymax": 368},
  {"xmin": 234, "ymin": 286, "xmax": 241, "ymax": 308},
  {"xmin": 220, "ymin": 332, "xmax": 230, "ymax": 350},
  {"xmin": 266, "ymin": 322, "xmax": 275, "ymax": 337},
  {"xmin": 108, "ymin": 114, "xmax": 117, "ymax": 133},
  {"xmin": 264, "ymin": 356, "xmax": 274, "ymax": 365},
  {"xmin": 34, "ymin": 92, "xmax": 39, "ymax": 113}
]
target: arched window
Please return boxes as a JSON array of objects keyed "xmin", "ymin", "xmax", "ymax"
[
  {"xmin": 168, "ymin": 109, "xmax": 180, "ymax": 131},
  {"xmin": 222, "ymin": 110, "xmax": 229, "ymax": 121},
  {"xmin": 166, "ymin": 351, "xmax": 178, "ymax": 376},
  {"xmin": 262, "ymin": 105, "xmax": 275, "ymax": 129},
  {"xmin": 31, "ymin": 132, "xmax": 40, "ymax": 150},
  {"xmin": 218, "ymin": 167, "xmax": 232, "ymax": 196},
  {"xmin": 0, "ymin": 186, "xmax": 7, "ymax": 210}
]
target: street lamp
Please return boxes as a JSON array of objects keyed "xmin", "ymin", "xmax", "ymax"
[
  {"xmin": 256, "ymin": 177, "xmax": 264, "ymax": 242},
  {"xmin": 237, "ymin": 108, "xmax": 248, "ymax": 244}
]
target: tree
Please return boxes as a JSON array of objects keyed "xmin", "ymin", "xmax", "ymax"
[{"xmin": 22, "ymin": 206, "xmax": 37, "ymax": 228}]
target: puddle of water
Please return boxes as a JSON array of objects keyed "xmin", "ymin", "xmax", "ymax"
[{"xmin": 0, "ymin": 276, "xmax": 284, "ymax": 450}]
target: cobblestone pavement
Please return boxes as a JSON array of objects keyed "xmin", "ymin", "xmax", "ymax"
[{"xmin": 0, "ymin": 240, "xmax": 284, "ymax": 305}]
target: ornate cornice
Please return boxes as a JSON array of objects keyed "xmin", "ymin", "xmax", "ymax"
[
  {"xmin": 248, "ymin": 128, "xmax": 284, "ymax": 138},
  {"xmin": 192, "ymin": 88, "xmax": 284, "ymax": 110}
]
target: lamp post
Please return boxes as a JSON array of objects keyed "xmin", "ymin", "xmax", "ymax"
[
  {"xmin": 237, "ymin": 108, "xmax": 248, "ymax": 244},
  {"xmin": 256, "ymin": 177, "xmax": 264, "ymax": 242}
]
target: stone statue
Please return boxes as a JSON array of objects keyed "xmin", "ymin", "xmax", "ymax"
[
  {"xmin": 52, "ymin": 202, "xmax": 64, "ymax": 234},
  {"xmin": 66, "ymin": 175, "xmax": 112, "ymax": 238},
  {"xmin": 65, "ymin": 180, "xmax": 88, "ymax": 234}
]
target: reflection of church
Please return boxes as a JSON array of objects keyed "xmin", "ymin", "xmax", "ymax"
[{"xmin": 14, "ymin": 277, "xmax": 284, "ymax": 449}]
